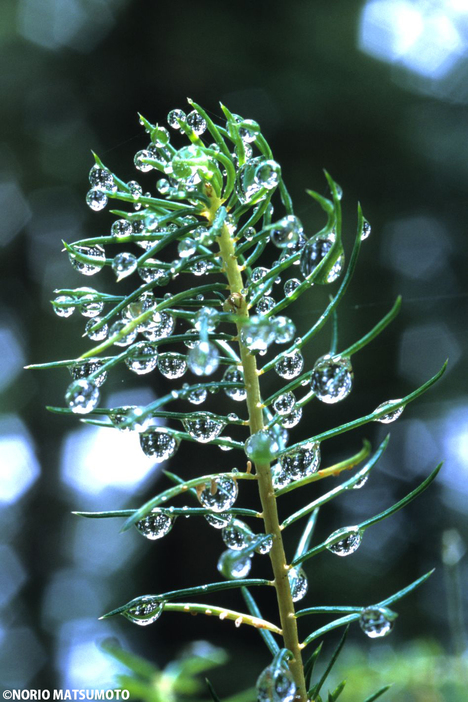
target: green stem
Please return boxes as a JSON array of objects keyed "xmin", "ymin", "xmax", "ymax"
[{"xmin": 217, "ymin": 221, "xmax": 307, "ymax": 701}]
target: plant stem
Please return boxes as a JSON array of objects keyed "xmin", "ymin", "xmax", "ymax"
[{"xmin": 217, "ymin": 221, "xmax": 307, "ymax": 701}]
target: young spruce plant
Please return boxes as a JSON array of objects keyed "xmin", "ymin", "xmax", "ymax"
[{"xmin": 29, "ymin": 100, "xmax": 446, "ymax": 702}]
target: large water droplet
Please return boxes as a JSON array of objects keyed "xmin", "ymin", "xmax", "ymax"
[
  {"xmin": 167, "ymin": 108, "xmax": 186, "ymax": 129},
  {"xmin": 223, "ymin": 367, "xmax": 246, "ymax": 401},
  {"xmin": 157, "ymin": 352, "xmax": 187, "ymax": 379},
  {"xmin": 89, "ymin": 164, "xmax": 116, "ymax": 192},
  {"xmin": 187, "ymin": 341, "xmax": 219, "ymax": 376},
  {"xmin": 183, "ymin": 413, "xmax": 225, "ymax": 443},
  {"xmin": 194, "ymin": 307, "xmax": 219, "ymax": 333},
  {"xmin": 69, "ymin": 359, "xmax": 107, "ymax": 388},
  {"xmin": 270, "ymin": 215, "xmax": 303, "ymax": 249},
  {"xmin": 283, "ymin": 278, "xmax": 300, "ymax": 297},
  {"xmin": 185, "ymin": 387, "xmax": 207, "ymax": 405},
  {"xmin": 134, "ymin": 149, "xmax": 153, "ymax": 173},
  {"xmin": 222, "ymin": 519, "xmax": 254, "ymax": 551},
  {"xmin": 240, "ymin": 316, "xmax": 276, "ymax": 352},
  {"xmin": 186, "ymin": 110, "xmax": 207, "ymax": 135},
  {"xmin": 65, "ymin": 378, "xmax": 100, "ymax": 414},
  {"xmin": 359, "ymin": 607, "xmax": 395, "ymax": 638},
  {"xmin": 273, "ymin": 317, "xmax": 296, "ymax": 344},
  {"xmin": 112, "ymin": 252, "xmax": 138, "ymax": 280},
  {"xmin": 198, "ymin": 476, "xmax": 238, "ymax": 511},
  {"xmin": 326, "ymin": 526, "xmax": 362, "ymax": 556},
  {"xmin": 109, "ymin": 406, "xmax": 137, "ymax": 431},
  {"xmin": 300, "ymin": 231, "xmax": 344, "ymax": 283},
  {"xmin": 79, "ymin": 294, "xmax": 104, "ymax": 318},
  {"xmin": 178, "ymin": 238, "xmax": 197, "ymax": 258},
  {"xmin": 217, "ymin": 549, "xmax": 252, "ymax": 579},
  {"xmin": 69, "ymin": 245, "xmax": 105, "ymax": 276},
  {"xmin": 311, "ymin": 355, "xmax": 353, "ymax": 404},
  {"xmin": 256, "ymin": 659, "xmax": 297, "ymax": 702},
  {"xmin": 86, "ymin": 189, "xmax": 108, "ymax": 212},
  {"xmin": 279, "ymin": 442, "xmax": 321, "ymax": 481},
  {"xmin": 111, "ymin": 219, "xmax": 133, "ymax": 238},
  {"xmin": 256, "ymin": 296, "xmax": 275, "ymax": 315},
  {"xmin": 109, "ymin": 320, "xmax": 138, "ymax": 347},
  {"xmin": 142, "ymin": 311, "xmax": 175, "ymax": 341},
  {"xmin": 288, "ymin": 566, "xmax": 308, "ymax": 602},
  {"xmin": 245, "ymin": 431, "xmax": 279, "ymax": 462},
  {"xmin": 273, "ymin": 392, "xmax": 296, "ymax": 416},
  {"xmin": 122, "ymin": 597, "xmax": 163, "ymax": 626},
  {"xmin": 374, "ymin": 400, "xmax": 404, "ymax": 424},
  {"xmin": 361, "ymin": 220, "xmax": 372, "ymax": 240},
  {"xmin": 85, "ymin": 317, "xmax": 108, "ymax": 341},
  {"xmin": 125, "ymin": 342, "xmax": 158, "ymax": 374},
  {"xmin": 205, "ymin": 512, "xmax": 232, "ymax": 529},
  {"xmin": 280, "ymin": 407, "xmax": 302, "ymax": 429},
  {"xmin": 235, "ymin": 157, "xmax": 279, "ymax": 205},
  {"xmin": 135, "ymin": 510, "xmax": 175, "ymax": 540},
  {"xmin": 275, "ymin": 350, "xmax": 304, "ymax": 379},
  {"xmin": 53, "ymin": 295, "xmax": 75, "ymax": 318},
  {"xmin": 140, "ymin": 429, "xmax": 180, "ymax": 462},
  {"xmin": 172, "ymin": 145, "xmax": 210, "ymax": 180}
]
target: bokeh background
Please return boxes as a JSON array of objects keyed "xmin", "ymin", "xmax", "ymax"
[{"xmin": 1, "ymin": 0, "xmax": 467, "ymax": 699}]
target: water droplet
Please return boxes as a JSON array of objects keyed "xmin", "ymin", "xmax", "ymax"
[
  {"xmin": 273, "ymin": 392, "xmax": 296, "ymax": 416},
  {"xmin": 185, "ymin": 387, "xmax": 207, "ymax": 405},
  {"xmin": 136, "ymin": 510, "xmax": 175, "ymax": 540},
  {"xmin": 125, "ymin": 342, "xmax": 158, "ymax": 374},
  {"xmin": 238, "ymin": 118, "xmax": 259, "ymax": 143},
  {"xmin": 288, "ymin": 566, "xmax": 308, "ymax": 602},
  {"xmin": 127, "ymin": 180, "xmax": 143, "ymax": 202},
  {"xmin": 374, "ymin": 400, "xmax": 404, "ymax": 424},
  {"xmin": 271, "ymin": 463, "xmax": 291, "ymax": 490},
  {"xmin": 273, "ymin": 317, "xmax": 296, "ymax": 344},
  {"xmin": 223, "ymin": 367, "xmax": 246, "ymax": 401},
  {"xmin": 134, "ymin": 150, "xmax": 153, "ymax": 173},
  {"xmin": 217, "ymin": 549, "xmax": 252, "ymax": 579},
  {"xmin": 53, "ymin": 295, "xmax": 75, "ymax": 317},
  {"xmin": 69, "ymin": 359, "xmax": 107, "ymax": 388},
  {"xmin": 157, "ymin": 352, "xmax": 187, "ymax": 379},
  {"xmin": 112, "ymin": 252, "xmax": 137, "ymax": 280},
  {"xmin": 167, "ymin": 109, "xmax": 186, "ymax": 129},
  {"xmin": 279, "ymin": 442, "xmax": 321, "ymax": 481},
  {"xmin": 327, "ymin": 526, "xmax": 362, "ymax": 556},
  {"xmin": 152, "ymin": 126, "xmax": 170, "ymax": 147},
  {"xmin": 109, "ymin": 320, "xmax": 138, "ymax": 347},
  {"xmin": 283, "ymin": 278, "xmax": 300, "ymax": 297},
  {"xmin": 85, "ymin": 317, "xmax": 108, "ymax": 341},
  {"xmin": 256, "ymin": 659, "xmax": 297, "ymax": 702},
  {"xmin": 255, "ymin": 534, "xmax": 273, "ymax": 555},
  {"xmin": 300, "ymin": 232, "xmax": 344, "ymax": 283},
  {"xmin": 109, "ymin": 406, "xmax": 138, "ymax": 431},
  {"xmin": 205, "ymin": 512, "xmax": 232, "ymax": 529},
  {"xmin": 140, "ymin": 429, "xmax": 180, "ymax": 462},
  {"xmin": 275, "ymin": 350, "xmax": 304, "ymax": 379},
  {"xmin": 222, "ymin": 519, "xmax": 254, "ymax": 550},
  {"xmin": 65, "ymin": 378, "xmax": 100, "ymax": 414},
  {"xmin": 270, "ymin": 215, "xmax": 303, "ymax": 249},
  {"xmin": 361, "ymin": 220, "xmax": 371, "ymax": 240},
  {"xmin": 143, "ymin": 311, "xmax": 175, "ymax": 341},
  {"xmin": 190, "ymin": 260, "xmax": 208, "ymax": 276},
  {"xmin": 80, "ymin": 294, "xmax": 103, "ymax": 318},
  {"xmin": 280, "ymin": 406, "xmax": 302, "ymax": 429},
  {"xmin": 250, "ymin": 267, "xmax": 270, "ymax": 284},
  {"xmin": 359, "ymin": 607, "xmax": 395, "ymax": 638},
  {"xmin": 111, "ymin": 219, "xmax": 132, "ymax": 238},
  {"xmin": 256, "ymin": 296, "xmax": 275, "ymax": 315},
  {"xmin": 123, "ymin": 597, "xmax": 163, "ymax": 626},
  {"xmin": 187, "ymin": 341, "xmax": 220, "ymax": 376},
  {"xmin": 69, "ymin": 245, "xmax": 106, "ymax": 276},
  {"xmin": 235, "ymin": 157, "xmax": 278, "ymax": 205},
  {"xmin": 186, "ymin": 110, "xmax": 207, "ymax": 135},
  {"xmin": 138, "ymin": 261, "xmax": 170, "ymax": 285},
  {"xmin": 86, "ymin": 188, "xmax": 108, "ymax": 212},
  {"xmin": 194, "ymin": 307, "xmax": 219, "ymax": 333},
  {"xmin": 311, "ymin": 355, "xmax": 353, "ymax": 404},
  {"xmin": 178, "ymin": 238, "xmax": 197, "ymax": 258},
  {"xmin": 89, "ymin": 164, "xmax": 117, "ymax": 192},
  {"xmin": 198, "ymin": 476, "xmax": 238, "ymax": 511},
  {"xmin": 183, "ymin": 413, "xmax": 225, "ymax": 443},
  {"xmin": 240, "ymin": 316, "xmax": 276, "ymax": 352},
  {"xmin": 353, "ymin": 474, "xmax": 369, "ymax": 490},
  {"xmin": 245, "ymin": 430, "xmax": 279, "ymax": 462}
]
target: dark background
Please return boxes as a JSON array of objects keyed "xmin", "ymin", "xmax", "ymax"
[{"xmin": 0, "ymin": 0, "xmax": 467, "ymax": 697}]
